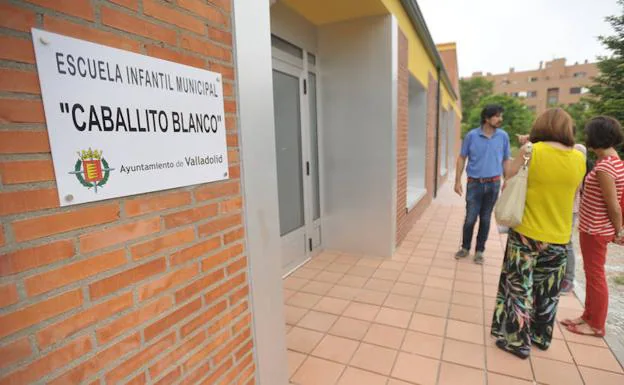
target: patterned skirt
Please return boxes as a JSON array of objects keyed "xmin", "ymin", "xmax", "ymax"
[{"xmin": 490, "ymin": 229, "xmax": 568, "ymax": 356}]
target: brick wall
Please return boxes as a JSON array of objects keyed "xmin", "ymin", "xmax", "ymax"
[
  {"xmin": 395, "ymin": 29, "xmax": 408, "ymax": 245},
  {"xmin": 0, "ymin": 1, "xmax": 255, "ymax": 385}
]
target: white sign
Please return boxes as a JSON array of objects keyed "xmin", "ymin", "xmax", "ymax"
[{"xmin": 32, "ymin": 29, "xmax": 229, "ymax": 206}]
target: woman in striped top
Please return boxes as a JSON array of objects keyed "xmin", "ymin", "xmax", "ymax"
[{"xmin": 563, "ymin": 116, "xmax": 624, "ymax": 337}]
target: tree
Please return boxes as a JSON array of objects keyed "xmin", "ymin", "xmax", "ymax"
[
  {"xmin": 465, "ymin": 94, "xmax": 535, "ymax": 148},
  {"xmin": 587, "ymin": 0, "xmax": 624, "ymax": 124},
  {"xmin": 561, "ymin": 102, "xmax": 590, "ymax": 143},
  {"xmin": 459, "ymin": 77, "xmax": 494, "ymax": 124}
]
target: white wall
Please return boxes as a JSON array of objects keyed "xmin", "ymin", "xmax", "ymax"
[
  {"xmin": 270, "ymin": 2, "xmax": 317, "ymax": 54},
  {"xmin": 407, "ymin": 75, "xmax": 427, "ymax": 209},
  {"xmin": 319, "ymin": 15, "xmax": 395, "ymax": 257}
]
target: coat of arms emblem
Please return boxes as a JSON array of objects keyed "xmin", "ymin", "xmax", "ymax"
[{"xmin": 69, "ymin": 148, "xmax": 114, "ymax": 192}]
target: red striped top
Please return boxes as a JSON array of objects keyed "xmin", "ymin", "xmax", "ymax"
[{"xmin": 579, "ymin": 156, "xmax": 624, "ymax": 236}]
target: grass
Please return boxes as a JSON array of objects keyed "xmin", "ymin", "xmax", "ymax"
[{"xmin": 614, "ymin": 274, "xmax": 624, "ymax": 286}]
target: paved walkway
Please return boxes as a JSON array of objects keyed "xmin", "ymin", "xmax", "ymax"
[{"xmin": 282, "ymin": 181, "xmax": 624, "ymax": 384}]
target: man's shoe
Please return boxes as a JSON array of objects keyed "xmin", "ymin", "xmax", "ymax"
[
  {"xmin": 473, "ymin": 252, "xmax": 484, "ymax": 265},
  {"xmin": 455, "ymin": 248, "xmax": 469, "ymax": 259}
]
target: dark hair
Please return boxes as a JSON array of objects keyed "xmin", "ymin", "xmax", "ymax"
[
  {"xmin": 585, "ymin": 116, "xmax": 624, "ymax": 149},
  {"xmin": 481, "ymin": 104, "xmax": 504, "ymax": 124},
  {"xmin": 529, "ymin": 108, "xmax": 575, "ymax": 147}
]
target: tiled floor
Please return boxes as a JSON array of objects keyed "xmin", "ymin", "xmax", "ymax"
[{"xmin": 283, "ymin": 184, "xmax": 624, "ymax": 385}]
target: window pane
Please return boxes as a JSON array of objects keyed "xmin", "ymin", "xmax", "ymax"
[
  {"xmin": 308, "ymin": 73, "xmax": 321, "ymax": 221},
  {"xmin": 271, "ymin": 35, "xmax": 303, "ymax": 59}
]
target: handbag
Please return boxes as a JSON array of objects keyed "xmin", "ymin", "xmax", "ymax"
[{"xmin": 494, "ymin": 143, "xmax": 533, "ymax": 228}]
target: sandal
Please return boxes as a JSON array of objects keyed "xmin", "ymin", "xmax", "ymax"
[
  {"xmin": 565, "ymin": 323, "xmax": 605, "ymax": 337},
  {"xmin": 561, "ymin": 317, "xmax": 585, "ymax": 327}
]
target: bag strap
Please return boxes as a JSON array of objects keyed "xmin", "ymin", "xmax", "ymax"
[{"xmin": 522, "ymin": 142, "xmax": 533, "ymax": 168}]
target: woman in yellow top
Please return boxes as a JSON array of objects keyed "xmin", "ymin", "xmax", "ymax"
[{"xmin": 491, "ymin": 108, "xmax": 586, "ymax": 359}]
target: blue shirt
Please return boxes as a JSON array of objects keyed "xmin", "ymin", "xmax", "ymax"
[{"xmin": 460, "ymin": 127, "xmax": 510, "ymax": 178}]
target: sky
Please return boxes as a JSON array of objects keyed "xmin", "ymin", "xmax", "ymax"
[{"xmin": 417, "ymin": 0, "xmax": 621, "ymax": 78}]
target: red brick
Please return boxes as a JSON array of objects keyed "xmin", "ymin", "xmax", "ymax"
[
  {"xmin": 0, "ymin": 131, "xmax": 50, "ymax": 154},
  {"xmin": 126, "ymin": 373, "xmax": 147, "ymax": 385},
  {"xmin": 0, "ymin": 338, "xmax": 32, "ymax": 371},
  {"xmin": 202, "ymin": 243, "xmax": 243, "ymax": 272},
  {"xmin": 0, "ymin": 68, "xmax": 40, "ymax": 94},
  {"xmin": 125, "ymin": 191, "xmax": 192, "ymax": 217},
  {"xmin": 0, "ymin": 160, "xmax": 54, "ymax": 184},
  {"xmin": 180, "ymin": 300, "xmax": 227, "ymax": 337},
  {"xmin": 146, "ymin": 44, "xmax": 205, "ymax": 69},
  {"xmin": 0, "ymin": 188, "xmax": 58, "ymax": 216},
  {"xmin": 0, "ymin": 289, "xmax": 82, "ymax": 339},
  {"xmin": 227, "ymin": 149, "xmax": 240, "ymax": 163},
  {"xmin": 209, "ymin": 0, "xmax": 232, "ymax": 13},
  {"xmin": 204, "ymin": 273, "xmax": 245, "ymax": 303},
  {"xmin": 164, "ymin": 204, "xmax": 218, "ymax": 229},
  {"xmin": 198, "ymin": 214, "xmax": 241, "ymax": 238},
  {"xmin": 178, "ymin": 0, "xmax": 229, "ymax": 27},
  {"xmin": 214, "ymin": 328, "xmax": 251, "ymax": 365},
  {"xmin": 209, "ymin": 301, "xmax": 246, "ymax": 335},
  {"xmin": 37, "ymin": 292, "xmax": 133, "ymax": 349},
  {"xmin": 170, "ymin": 237, "xmax": 221, "ymax": 266},
  {"xmin": 206, "ymin": 27, "xmax": 232, "ymax": 47},
  {"xmin": 183, "ymin": 329, "xmax": 230, "ymax": 371},
  {"xmin": 0, "ymin": 335, "xmax": 91, "ymax": 385},
  {"xmin": 198, "ymin": 357, "xmax": 233, "ymax": 385},
  {"xmin": 154, "ymin": 367, "xmax": 181, "ymax": 385},
  {"xmin": 0, "ymin": 240, "xmax": 74, "ymax": 277},
  {"xmin": 106, "ymin": 333, "xmax": 176, "ymax": 384},
  {"xmin": 25, "ymin": 249, "xmax": 127, "ymax": 296},
  {"xmin": 139, "ymin": 264, "xmax": 199, "ymax": 301},
  {"xmin": 180, "ymin": 362, "xmax": 211, "ymax": 385},
  {"xmin": 97, "ymin": 296, "xmax": 173, "ymax": 344},
  {"xmin": 26, "ymin": 0, "xmax": 94, "ymax": 20},
  {"xmin": 48, "ymin": 333, "xmax": 141, "ymax": 385},
  {"xmin": 101, "ymin": 6, "xmax": 177, "ymax": 45},
  {"xmin": 0, "ymin": 36, "xmax": 35, "ymax": 63},
  {"xmin": 131, "ymin": 228, "xmax": 195, "ymax": 260},
  {"xmin": 90, "ymin": 258, "xmax": 166, "ymax": 299},
  {"xmin": 232, "ymin": 313, "xmax": 251, "ymax": 335},
  {"xmin": 44, "ymin": 16, "xmax": 140, "ymax": 53},
  {"xmin": 0, "ymin": 3, "xmax": 37, "ymax": 32},
  {"xmin": 150, "ymin": 332, "xmax": 206, "ymax": 378},
  {"xmin": 144, "ymin": 0, "xmax": 205, "ymax": 34},
  {"xmin": 79, "ymin": 217, "xmax": 161, "ymax": 253},
  {"xmin": 224, "ymin": 100, "xmax": 237, "ymax": 114},
  {"xmin": 110, "ymin": 0, "xmax": 139, "ymax": 10},
  {"xmin": 210, "ymin": 63, "xmax": 235, "ymax": 81},
  {"xmin": 226, "ymin": 256, "xmax": 247, "ymax": 276},
  {"xmin": 181, "ymin": 33, "xmax": 231, "ymax": 62},
  {"xmin": 0, "ymin": 225, "xmax": 4, "ymax": 247},
  {"xmin": 230, "ymin": 284, "xmax": 249, "ymax": 305},
  {"xmin": 220, "ymin": 196, "xmax": 242, "ymax": 213},
  {"xmin": 0, "ymin": 284, "xmax": 18, "ymax": 308},
  {"xmin": 175, "ymin": 269, "xmax": 225, "ymax": 303},
  {"xmin": 223, "ymin": 227, "xmax": 244, "ymax": 244},
  {"xmin": 194, "ymin": 181, "xmax": 239, "ymax": 202},
  {"xmin": 225, "ymin": 116, "xmax": 237, "ymax": 132},
  {"xmin": 144, "ymin": 298, "xmax": 202, "ymax": 341},
  {"xmin": 13, "ymin": 204, "xmax": 120, "ymax": 242},
  {"xmin": 0, "ymin": 98, "xmax": 45, "ymax": 123}
]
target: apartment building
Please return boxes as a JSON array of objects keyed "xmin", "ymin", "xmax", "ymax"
[{"xmin": 469, "ymin": 58, "xmax": 598, "ymax": 115}]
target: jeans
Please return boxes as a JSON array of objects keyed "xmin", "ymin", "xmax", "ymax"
[
  {"xmin": 564, "ymin": 213, "xmax": 578, "ymax": 282},
  {"xmin": 462, "ymin": 180, "xmax": 501, "ymax": 252}
]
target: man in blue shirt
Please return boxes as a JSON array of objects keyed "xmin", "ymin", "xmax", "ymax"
[{"xmin": 454, "ymin": 105, "xmax": 510, "ymax": 264}]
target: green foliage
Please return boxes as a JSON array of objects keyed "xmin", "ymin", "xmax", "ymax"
[
  {"xmin": 464, "ymin": 94, "xmax": 536, "ymax": 147},
  {"xmin": 561, "ymin": 102, "xmax": 591, "ymax": 143},
  {"xmin": 459, "ymin": 77, "xmax": 494, "ymax": 122}
]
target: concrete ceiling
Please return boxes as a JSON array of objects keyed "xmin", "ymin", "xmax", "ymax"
[{"xmin": 279, "ymin": 0, "xmax": 389, "ymax": 25}]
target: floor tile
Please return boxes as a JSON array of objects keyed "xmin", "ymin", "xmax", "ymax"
[
  {"xmin": 446, "ymin": 319, "xmax": 484, "ymax": 344},
  {"xmin": 438, "ymin": 361, "xmax": 485, "ymax": 385},
  {"xmin": 337, "ymin": 275, "xmax": 368, "ymax": 288},
  {"xmin": 305, "ymin": 259, "xmax": 332, "ymax": 270},
  {"xmin": 391, "ymin": 352, "xmax": 439, "ymax": 385},
  {"xmin": 350, "ymin": 342, "xmax": 398, "ymax": 376},
  {"xmin": 284, "ymin": 305, "xmax": 308, "ymax": 325},
  {"xmin": 579, "ymin": 365, "xmax": 624, "ymax": 385},
  {"xmin": 311, "ymin": 334, "xmax": 359, "ymax": 364},
  {"xmin": 335, "ymin": 255, "xmax": 360, "ymax": 265},
  {"xmin": 363, "ymin": 323, "xmax": 406, "ymax": 349},
  {"xmin": 486, "ymin": 373, "xmax": 534, "ymax": 385},
  {"xmin": 297, "ymin": 310, "xmax": 338, "ymax": 332},
  {"xmin": 374, "ymin": 307, "xmax": 412, "ymax": 328},
  {"xmin": 449, "ymin": 303, "xmax": 484, "ymax": 324},
  {"xmin": 567, "ymin": 342, "xmax": 624, "ymax": 373},
  {"xmin": 336, "ymin": 367, "xmax": 388, "ymax": 385},
  {"xmin": 416, "ymin": 299, "xmax": 449, "ymax": 317},
  {"xmin": 365, "ymin": 278, "xmax": 395, "ymax": 292},
  {"xmin": 384, "ymin": 293, "xmax": 418, "ymax": 311},
  {"xmin": 409, "ymin": 313, "xmax": 447, "ymax": 336},
  {"xmin": 373, "ymin": 269, "xmax": 401, "ymax": 281},
  {"xmin": 287, "ymin": 292, "xmax": 322, "ymax": 309},
  {"xmin": 284, "ymin": 276, "xmax": 309, "ymax": 290},
  {"xmin": 326, "ymin": 262, "xmax": 353, "ymax": 274},
  {"xmin": 451, "ymin": 291, "xmax": 483, "ymax": 308},
  {"xmin": 315, "ymin": 252, "xmax": 339, "ymax": 262},
  {"xmin": 531, "ymin": 339, "xmax": 573, "ymax": 363},
  {"xmin": 420, "ymin": 287, "xmax": 453, "ymax": 302},
  {"xmin": 379, "ymin": 261, "xmax": 406, "ymax": 271},
  {"xmin": 442, "ymin": 339, "xmax": 485, "ymax": 369},
  {"xmin": 327, "ymin": 285, "xmax": 361, "ymax": 301},
  {"xmin": 391, "ymin": 282, "xmax": 422, "ymax": 298},
  {"xmin": 559, "ymin": 325, "xmax": 609, "ymax": 347},
  {"xmin": 483, "ymin": 273, "xmax": 500, "ymax": 285},
  {"xmin": 329, "ymin": 317, "xmax": 371, "ymax": 341},
  {"xmin": 291, "ymin": 356, "xmax": 345, "ymax": 385},
  {"xmin": 287, "ymin": 350, "xmax": 307, "ymax": 378},
  {"xmin": 313, "ymin": 297, "xmax": 350, "ymax": 315},
  {"xmin": 454, "ymin": 270, "xmax": 482, "ymax": 283},
  {"xmin": 300, "ymin": 280, "xmax": 333, "ymax": 296},
  {"xmin": 397, "ymin": 272, "xmax": 427, "ymax": 285},
  {"xmin": 286, "ymin": 327, "xmax": 324, "ymax": 354},
  {"xmin": 355, "ymin": 258, "xmax": 383, "ymax": 269},
  {"xmin": 315, "ymin": 271, "xmax": 345, "ymax": 284},
  {"xmin": 291, "ymin": 267, "xmax": 322, "ymax": 280},
  {"xmin": 283, "ymin": 288, "xmax": 297, "ymax": 301},
  {"xmin": 354, "ymin": 289, "xmax": 388, "ymax": 306},
  {"xmin": 343, "ymin": 302, "xmax": 380, "ymax": 322},
  {"xmin": 428, "ymin": 267, "xmax": 456, "ymax": 279},
  {"xmin": 348, "ymin": 265, "xmax": 376, "ymax": 278},
  {"xmin": 532, "ymin": 356, "xmax": 583, "ymax": 385},
  {"xmin": 486, "ymin": 347, "xmax": 533, "ymax": 380},
  {"xmin": 407, "ymin": 257, "xmax": 432, "ymax": 268},
  {"xmin": 424, "ymin": 276, "xmax": 454, "ymax": 290},
  {"xmin": 401, "ymin": 330, "xmax": 444, "ymax": 359},
  {"xmin": 454, "ymin": 280, "xmax": 483, "ymax": 295}
]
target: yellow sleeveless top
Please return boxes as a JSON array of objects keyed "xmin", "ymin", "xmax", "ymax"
[{"xmin": 513, "ymin": 142, "xmax": 586, "ymax": 244}]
